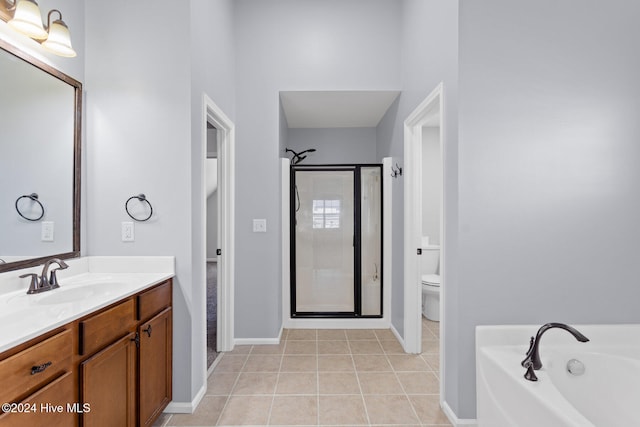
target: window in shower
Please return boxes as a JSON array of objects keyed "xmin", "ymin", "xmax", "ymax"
[{"xmin": 290, "ymin": 165, "xmax": 382, "ymax": 318}]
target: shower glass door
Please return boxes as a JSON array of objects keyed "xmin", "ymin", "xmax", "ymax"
[
  {"xmin": 293, "ymin": 168, "xmax": 355, "ymax": 314},
  {"xmin": 291, "ymin": 164, "xmax": 382, "ymax": 318}
]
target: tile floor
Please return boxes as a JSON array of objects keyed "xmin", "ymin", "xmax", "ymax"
[{"xmin": 155, "ymin": 317, "xmax": 450, "ymax": 426}]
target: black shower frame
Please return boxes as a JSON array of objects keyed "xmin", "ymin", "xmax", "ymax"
[{"xmin": 290, "ymin": 164, "xmax": 383, "ymax": 318}]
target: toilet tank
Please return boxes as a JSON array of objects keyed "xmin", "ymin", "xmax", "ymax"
[{"xmin": 421, "ymin": 245, "xmax": 440, "ymax": 275}]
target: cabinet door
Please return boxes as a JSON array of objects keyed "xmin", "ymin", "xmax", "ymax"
[
  {"xmin": 80, "ymin": 333, "xmax": 137, "ymax": 427},
  {"xmin": 0, "ymin": 372, "xmax": 76, "ymax": 427},
  {"xmin": 139, "ymin": 307, "xmax": 172, "ymax": 427}
]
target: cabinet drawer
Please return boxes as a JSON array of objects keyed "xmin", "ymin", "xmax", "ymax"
[
  {"xmin": 80, "ymin": 299, "xmax": 135, "ymax": 356},
  {"xmin": 0, "ymin": 329, "xmax": 72, "ymax": 405},
  {"xmin": 137, "ymin": 280, "xmax": 171, "ymax": 322},
  {"xmin": 0, "ymin": 372, "xmax": 76, "ymax": 427}
]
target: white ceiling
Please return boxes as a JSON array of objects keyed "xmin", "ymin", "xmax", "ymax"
[{"xmin": 280, "ymin": 90, "xmax": 400, "ymax": 129}]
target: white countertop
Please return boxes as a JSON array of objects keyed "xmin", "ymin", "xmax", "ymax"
[{"xmin": 0, "ymin": 256, "xmax": 175, "ymax": 353}]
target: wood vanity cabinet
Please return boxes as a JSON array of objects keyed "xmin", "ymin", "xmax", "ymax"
[
  {"xmin": 0, "ymin": 279, "xmax": 172, "ymax": 427},
  {"xmin": 0, "ymin": 329, "xmax": 75, "ymax": 427}
]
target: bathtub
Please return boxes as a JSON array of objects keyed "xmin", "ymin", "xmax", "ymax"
[{"xmin": 476, "ymin": 324, "xmax": 640, "ymax": 427}]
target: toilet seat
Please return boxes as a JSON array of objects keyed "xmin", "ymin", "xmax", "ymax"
[{"xmin": 421, "ymin": 274, "xmax": 440, "ymax": 287}]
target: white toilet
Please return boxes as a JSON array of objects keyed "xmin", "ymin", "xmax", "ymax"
[{"xmin": 420, "ymin": 238, "xmax": 441, "ymax": 321}]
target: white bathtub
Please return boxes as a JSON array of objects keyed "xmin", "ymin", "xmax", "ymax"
[{"xmin": 476, "ymin": 324, "xmax": 640, "ymax": 427}]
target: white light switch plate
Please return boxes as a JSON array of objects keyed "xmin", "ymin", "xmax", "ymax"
[
  {"xmin": 122, "ymin": 222, "xmax": 134, "ymax": 241},
  {"xmin": 41, "ymin": 221, "xmax": 54, "ymax": 241},
  {"xmin": 253, "ymin": 219, "xmax": 267, "ymax": 232}
]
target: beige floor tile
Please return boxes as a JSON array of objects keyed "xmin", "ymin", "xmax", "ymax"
[
  {"xmin": 242, "ymin": 355, "xmax": 282, "ymax": 372},
  {"xmin": 285, "ymin": 340, "xmax": 318, "ymax": 355},
  {"xmin": 214, "ymin": 355, "xmax": 248, "ymax": 372},
  {"xmin": 231, "ymin": 372, "xmax": 278, "ymax": 395},
  {"xmin": 363, "ymin": 395, "xmax": 420, "ymax": 425},
  {"xmin": 422, "ymin": 326, "xmax": 438, "ymax": 339},
  {"xmin": 318, "ymin": 395, "xmax": 368, "ymax": 425},
  {"xmin": 357, "ymin": 372, "xmax": 404, "ymax": 394},
  {"xmin": 226, "ymin": 345, "xmax": 253, "ymax": 355},
  {"xmin": 317, "ymin": 355, "xmax": 355, "ymax": 371},
  {"xmin": 317, "ymin": 329, "xmax": 347, "ymax": 340},
  {"xmin": 318, "ymin": 372, "xmax": 360, "ymax": 394},
  {"xmin": 409, "ymin": 395, "xmax": 451, "ymax": 425},
  {"xmin": 373, "ymin": 329, "xmax": 396, "ymax": 340},
  {"xmin": 422, "ymin": 353, "xmax": 439, "ymax": 372},
  {"xmin": 152, "ymin": 412, "xmax": 171, "ymax": 426},
  {"xmin": 275, "ymin": 372, "xmax": 317, "ymax": 395},
  {"xmin": 380, "ymin": 339, "xmax": 405, "ymax": 354},
  {"xmin": 217, "ymin": 396, "xmax": 272, "ymax": 426},
  {"xmin": 349, "ymin": 340, "xmax": 384, "ymax": 355},
  {"xmin": 206, "ymin": 372, "xmax": 239, "ymax": 395},
  {"xmin": 387, "ymin": 354, "xmax": 430, "ymax": 372},
  {"xmin": 281, "ymin": 355, "xmax": 318, "ymax": 372},
  {"xmin": 396, "ymin": 372, "xmax": 439, "ymax": 394},
  {"xmin": 287, "ymin": 329, "xmax": 318, "ymax": 340},
  {"xmin": 346, "ymin": 329, "xmax": 377, "ymax": 340},
  {"xmin": 169, "ymin": 396, "xmax": 227, "ymax": 426},
  {"xmin": 352, "ymin": 354, "xmax": 392, "ymax": 372},
  {"xmin": 422, "ymin": 339, "xmax": 440, "ymax": 354},
  {"xmin": 251, "ymin": 343, "xmax": 286, "ymax": 355},
  {"xmin": 269, "ymin": 395, "xmax": 318, "ymax": 425},
  {"xmin": 317, "ymin": 340, "xmax": 350, "ymax": 355}
]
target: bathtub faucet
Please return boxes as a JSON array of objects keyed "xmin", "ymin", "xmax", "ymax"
[{"xmin": 520, "ymin": 322, "xmax": 589, "ymax": 382}]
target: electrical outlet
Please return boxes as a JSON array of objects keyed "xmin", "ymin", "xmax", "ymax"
[
  {"xmin": 122, "ymin": 222, "xmax": 134, "ymax": 242},
  {"xmin": 253, "ymin": 219, "xmax": 267, "ymax": 233},
  {"xmin": 41, "ymin": 221, "xmax": 54, "ymax": 241}
]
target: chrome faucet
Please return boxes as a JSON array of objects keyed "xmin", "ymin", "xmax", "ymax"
[
  {"xmin": 20, "ymin": 258, "xmax": 68, "ymax": 294},
  {"xmin": 521, "ymin": 322, "xmax": 589, "ymax": 381}
]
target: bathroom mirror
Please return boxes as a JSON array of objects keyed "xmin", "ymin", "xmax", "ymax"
[{"xmin": 0, "ymin": 38, "xmax": 81, "ymax": 273}]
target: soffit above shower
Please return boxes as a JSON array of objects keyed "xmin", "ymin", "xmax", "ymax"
[{"xmin": 280, "ymin": 91, "xmax": 400, "ymax": 129}]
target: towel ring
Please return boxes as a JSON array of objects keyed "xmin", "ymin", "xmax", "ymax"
[
  {"xmin": 15, "ymin": 193, "xmax": 45, "ymax": 221},
  {"xmin": 125, "ymin": 194, "xmax": 153, "ymax": 222}
]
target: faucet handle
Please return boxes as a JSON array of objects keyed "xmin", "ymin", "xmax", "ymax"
[
  {"xmin": 20, "ymin": 273, "xmax": 39, "ymax": 294},
  {"xmin": 48, "ymin": 260, "xmax": 68, "ymax": 289},
  {"xmin": 523, "ymin": 361, "xmax": 538, "ymax": 382}
]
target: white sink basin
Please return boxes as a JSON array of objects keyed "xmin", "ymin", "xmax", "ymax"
[{"xmin": 5, "ymin": 282, "xmax": 130, "ymax": 305}]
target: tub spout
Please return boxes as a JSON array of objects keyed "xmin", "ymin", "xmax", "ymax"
[{"xmin": 521, "ymin": 323, "xmax": 589, "ymax": 380}]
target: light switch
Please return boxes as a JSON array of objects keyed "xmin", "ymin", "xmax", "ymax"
[
  {"xmin": 122, "ymin": 222, "xmax": 134, "ymax": 241},
  {"xmin": 253, "ymin": 219, "xmax": 267, "ymax": 233},
  {"xmin": 41, "ymin": 221, "xmax": 54, "ymax": 241}
]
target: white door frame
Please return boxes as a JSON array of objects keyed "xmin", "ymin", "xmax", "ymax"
[
  {"xmin": 403, "ymin": 83, "xmax": 444, "ymax": 380},
  {"xmin": 202, "ymin": 94, "xmax": 235, "ymax": 352}
]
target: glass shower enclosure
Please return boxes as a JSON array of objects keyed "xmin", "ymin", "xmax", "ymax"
[{"xmin": 290, "ymin": 165, "xmax": 382, "ymax": 317}]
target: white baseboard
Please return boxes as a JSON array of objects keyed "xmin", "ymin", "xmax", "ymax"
[
  {"xmin": 442, "ymin": 400, "xmax": 477, "ymax": 427},
  {"xmin": 234, "ymin": 327, "xmax": 283, "ymax": 346},
  {"xmin": 164, "ymin": 383, "xmax": 206, "ymax": 414}
]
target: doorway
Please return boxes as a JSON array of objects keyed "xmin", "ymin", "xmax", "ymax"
[
  {"xmin": 404, "ymin": 83, "xmax": 445, "ymax": 397},
  {"xmin": 202, "ymin": 94, "xmax": 235, "ymax": 377},
  {"xmin": 205, "ymin": 123, "xmax": 219, "ymax": 368},
  {"xmin": 290, "ymin": 164, "xmax": 383, "ymax": 318}
]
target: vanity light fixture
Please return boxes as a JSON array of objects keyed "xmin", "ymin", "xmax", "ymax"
[
  {"xmin": 41, "ymin": 9, "xmax": 75, "ymax": 57},
  {"xmin": 7, "ymin": 0, "xmax": 47, "ymax": 40},
  {"xmin": 3, "ymin": 0, "xmax": 76, "ymax": 57}
]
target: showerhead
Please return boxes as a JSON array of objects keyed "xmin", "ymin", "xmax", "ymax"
[{"xmin": 286, "ymin": 147, "xmax": 316, "ymax": 164}]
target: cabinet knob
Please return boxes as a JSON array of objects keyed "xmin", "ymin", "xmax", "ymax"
[
  {"xmin": 143, "ymin": 324, "xmax": 152, "ymax": 338},
  {"xmin": 31, "ymin": 361, "xmax": 52, "ymax": 375}
]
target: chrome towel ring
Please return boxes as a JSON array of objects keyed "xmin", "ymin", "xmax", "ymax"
[
  {"xmin": 15, "ymin": 193, "xmax": 45, "ymax": 221},
  {"xmin": 125, "ymin": 194, "xmax": 153, "ymax": 222}
]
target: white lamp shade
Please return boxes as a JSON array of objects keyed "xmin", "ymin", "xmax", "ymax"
[
  {"xmin": 42, "ymin": 20, "xmax": 76, "ymax": 57},
  {"xmin": 8, "ymin": 0, "xmax": 47, "ymax": 40}
]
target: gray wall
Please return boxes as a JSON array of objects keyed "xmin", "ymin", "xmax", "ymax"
[
  {"xmin": 85, "ymin": 0, "xmax": 236, "ymax": 406},
  {"xmin": 375, "ymin": 0, "xmax": 459, "ymax": 406},
  {"xmin": 234, "ymin": 0, "xmax": 402, "ymax": 339},
  {"xmin": 422, "ymin": 127, "xmax": 441, "ymax": 245},
  {"xmin": 457, "ymin": 0, "xmax": 640, "ymax": 418},
  {"xmin": 286, "ymin": 128, "xmax": 378, "ymax": 165}
]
